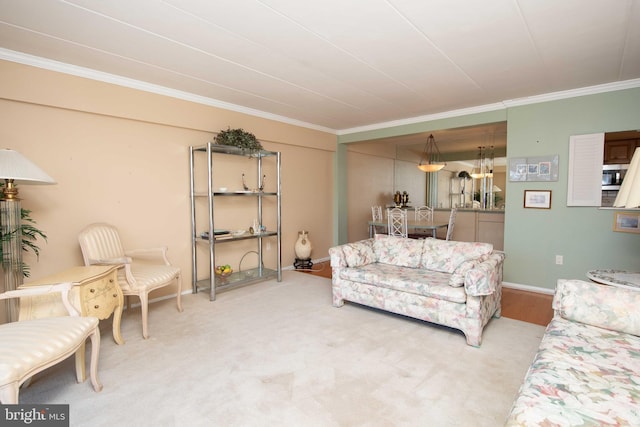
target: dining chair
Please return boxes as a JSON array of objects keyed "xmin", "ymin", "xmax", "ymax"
[
  {"xmin": 387, "ymin": 207, "xmax": 408, "ymax": 238},
  {"xmin": 445, "ymin": 208, "xmax": 457, "ymax": 241},
  {"xmin": 78, "ymin": 223, "xmax": 183, "ymax": 339},
  {"xmin": 414, "ymin": 206, "xmax": 433, "ymax": 221},
  {"xmin": 371, "ymin": 205, "xmax": 385, "ymax": 235},
  {"xmin": 0, "ymin": 282, "xmax": 102, "ymax": 404},
  {"xmin": 371, "ymin": 205, "xmax": 383, "ymax": 222},
  {"xmin": 408, "ymin": 206, "xmax": 434, "ymax": 239}
]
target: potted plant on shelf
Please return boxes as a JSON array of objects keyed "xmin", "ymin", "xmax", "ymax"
[{"xmin": 214, "ymin": 127, "xmax": 263, "ymax": 152}]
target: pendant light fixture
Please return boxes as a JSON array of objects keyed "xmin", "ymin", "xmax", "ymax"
[
  {"xmin": 470, "ymin": 146, "xmax": 486, "ymax": 179},
  {"xmin": 417, "ymin": 134, "xmax": 446, "ymax": 172}
]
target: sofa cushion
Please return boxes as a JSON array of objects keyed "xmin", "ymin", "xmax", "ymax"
[
  {"xmin": 421, "ymin": 239, "xmax": 493, "ymax": 274},
  {"xmin": 506, "ymin": 317, "xmax": 640, "ymax": 426},
  {"xmin": 374, "ymin": 234, "xmax": 423, "ymax": 268},
  {"xmin": 342, "ymin": 239, "xmax": 376, "ymax": 267},
  {"xmin": 554, "ymin": 279, "xmax": 640, "ymax": 337},
  {"xmin": 339, "ymin": 263, "xmax": 467, "ymax": 304}
]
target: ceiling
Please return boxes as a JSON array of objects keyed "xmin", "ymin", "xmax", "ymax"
[{"xmin": 1, "ymin": 0, "xmax": 639, "ymax": 136}]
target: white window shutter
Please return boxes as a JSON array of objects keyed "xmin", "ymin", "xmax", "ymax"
[{"xmin": 567, "ymin": 133, "xmax": 604, "ymax": 206}]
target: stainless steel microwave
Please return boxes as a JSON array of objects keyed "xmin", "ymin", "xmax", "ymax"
[{"xmin": 602, "ymin": 164, "xmax": 629, "ymax": 190}]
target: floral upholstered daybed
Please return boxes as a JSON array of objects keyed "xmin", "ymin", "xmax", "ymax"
[
  {"xmin": 505, "ymin": 279, "xmax": 640, "ymax": 426},
  {"xmin": 328, "ymin": 235, "xmax": 505, "ymax": 346}
]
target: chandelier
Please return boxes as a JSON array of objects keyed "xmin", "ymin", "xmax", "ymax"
[
  {"xmin": 417, "ymin": 134, "xmax": 446, "ymax": 172},
  {"xmin": 470, "ymin": 146, "xmax": 494, "ymax": 179}
]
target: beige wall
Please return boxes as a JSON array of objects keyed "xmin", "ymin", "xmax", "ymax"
[{"xmin": 0, "ymin": 60, "xmax": 335, "ymax": 300}]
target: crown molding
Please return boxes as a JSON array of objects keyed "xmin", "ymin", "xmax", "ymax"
[
  {"xmin": 501, "ymin": 78, "xmax": 640, "ymax": 107},
  {"xmin": 0, "ymin": 48, "xmax": 337, "ymax": 135},
  {"xmin": 3, "ymin": 48, "xmax": 639, "ymax": 138},
  {"xmin": 337, "ymin": 102, "xmax": 507, "ymax": 136},
  {"xmin": 338, "ymin": 79, "xmax": 640, "ymax": 136}
]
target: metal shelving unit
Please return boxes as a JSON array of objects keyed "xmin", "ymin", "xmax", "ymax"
[{"xmin": 189, "ymin": 142, "xmax": 282, "ymax": 301}]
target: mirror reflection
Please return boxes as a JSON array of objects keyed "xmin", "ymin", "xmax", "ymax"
[
  {"xmin": 435, "ymin": 158, "xmax": 507, "ymax": 209},
  {"xmin": 386, "ymin": 122, "xmax": 508, "ymax": 210}
]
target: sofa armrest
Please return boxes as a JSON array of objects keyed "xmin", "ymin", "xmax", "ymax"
[
  {"xmin": 328, "ymin": 246, "xmax": 348, "ymax": 269},
  {"xmin": 329, "ymin": 239, "xmax": 376, "ymax": 269},
  {"xmin": 554, "ymin": 279, "xmax": 640, "ymax": 336},
  {"xmin": 464, "ymin": 251, "xmax": 505, "ymax": 296}
]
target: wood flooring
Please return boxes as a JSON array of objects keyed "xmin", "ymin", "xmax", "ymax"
[{"xmin": 296, "ymin": 261, "xmax": 554, "ymax": 327}]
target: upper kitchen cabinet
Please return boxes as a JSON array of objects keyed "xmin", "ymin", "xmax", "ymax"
[{"xmin": 604, "ymin": 130, "xmax": 640, "ymax": 164}]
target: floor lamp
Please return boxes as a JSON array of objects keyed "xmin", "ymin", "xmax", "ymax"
[{"xmin": 0, "ymin": 149, "xmax": 55, "ymax": 322}]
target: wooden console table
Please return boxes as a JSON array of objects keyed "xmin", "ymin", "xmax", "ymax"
[{"xmin": 19, "ymin": 265, "xmax": 124, "ymax": 345}]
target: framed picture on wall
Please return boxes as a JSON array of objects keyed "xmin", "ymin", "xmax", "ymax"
[
  {"xmin": 509, "ymin": 155, "xmax": 559, "ymax": 181},
  {"xmin": 613, "ymin": 212, "xmax": 640, "ymax": 234},
  {"xmin": 524, "ymin": 190, "xmax": 552, "ymax": 209}
]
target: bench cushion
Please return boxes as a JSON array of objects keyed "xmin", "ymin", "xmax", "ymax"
[{"xmin": 0, "ymin": 316, "xmax": 99, "ymax": 386}]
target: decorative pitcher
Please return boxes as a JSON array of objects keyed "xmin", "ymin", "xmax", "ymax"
[{"xmin": 294, "ymin": 230, "xmax": 312, "ymax": 260}]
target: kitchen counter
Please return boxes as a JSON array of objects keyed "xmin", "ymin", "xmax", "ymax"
[
  {"xmin": 432, "ymin": 209, "xmax": 504, "ymax": 250},
  {"xmin": 434, "ymin": 208, "xmax": 505, "ymax": 213}
]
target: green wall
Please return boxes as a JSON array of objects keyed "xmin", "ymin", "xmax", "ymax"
[
  {"xmin": 337, "ymin": 87, "xmax": 640, "ymax": 290},
  {"xmin": 505, "ymin": 88, "xmax": 640, "ymax": 290}
]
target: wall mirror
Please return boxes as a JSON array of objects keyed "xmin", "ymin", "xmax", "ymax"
[{"xmin": 351, "ymin": 122, "xmax": 508, "ymax": 210}]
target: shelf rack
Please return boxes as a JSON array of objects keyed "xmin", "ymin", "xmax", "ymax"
[{"xmin": 189, "ymin": 142, "xmax": 282, "ymax": 300}]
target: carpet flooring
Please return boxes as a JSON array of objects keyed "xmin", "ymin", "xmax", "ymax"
[{"xmin": 17, "ymin": 272, "xmax": 545, "ymax": 426}]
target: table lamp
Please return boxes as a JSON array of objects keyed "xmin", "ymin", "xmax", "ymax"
[
  {"xmin": 0, "ymin": 149, "xmax": 55, "ymax": 322},
  {"xmin": 613, "ymin": 147, "xmax": 640, "ymax": 208}
]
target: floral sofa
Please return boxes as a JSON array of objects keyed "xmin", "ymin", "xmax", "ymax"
[
  {"xmin": 328, "ymin": 235, "xmax": 505, "ymax": 346},
  {"xmin": 506, "ymin": 279, "xmax": 640, "ymax": 426}
]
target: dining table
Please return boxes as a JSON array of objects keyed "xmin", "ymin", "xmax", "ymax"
[{"xmin": 368, "ymin": 219, "xmax": 449, "ymax": 238}]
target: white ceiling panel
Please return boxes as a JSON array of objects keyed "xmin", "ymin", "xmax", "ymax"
[{"xmin": 0, "ymin": 0, "xmax": 638, "ymax": 131}]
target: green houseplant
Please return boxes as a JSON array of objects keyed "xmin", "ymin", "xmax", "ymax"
[
  {"xmin": 214, "ymin": 127, "xmax": 263, "ymax": 152},
  {"xmin": 0, "ymin": 207, "xmax": 47, "ymax": 278}
]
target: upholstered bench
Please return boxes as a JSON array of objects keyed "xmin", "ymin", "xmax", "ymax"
[{"xmin": 0, "ymin": 283, "xmax": 103, "ymax": 404}]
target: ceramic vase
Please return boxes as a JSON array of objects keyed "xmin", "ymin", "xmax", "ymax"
[{"xmin": 294, "ymin": 230, "xmax": 312, "ymax": 260}]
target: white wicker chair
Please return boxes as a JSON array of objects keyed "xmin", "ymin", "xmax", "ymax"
[
  {"xmin": 414, "ymin": 206, "xmax": 433, "ymax": 221},
  {"xmin": 78, "ymin": 223, "xmax": 183, "ymax": 339},
  {"xmin": 0, "ymin": 283, "xmax": 102, "ymax": 404},
  {"xmin": 446, "ymin": 208, "xmax": 457, "ymax": 241},
  {"xmin": 387, "ymin": 208, "xmax": 408, "ymax": 238},
  {"xmin": 409, "ymin": 206, "xmax": 434, "ymax": 239},
  {"xmin": 371, "ymin": 205, "xmax": 384, "ymax": 235}
]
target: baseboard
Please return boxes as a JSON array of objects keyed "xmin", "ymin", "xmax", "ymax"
[{"xmin": 502, "ymin": 281, "xmax": 555, "ymax": 295}]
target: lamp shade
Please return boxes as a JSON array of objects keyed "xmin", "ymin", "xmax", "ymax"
[
  {"xmin": 418, "ymin": 163, "xmax": 445, "ymax": 172},
  {"xmin": 417, "ymin": 134, "xmax": 446, "ymax": 173},
  {"xmin": 0, "ymin": 149, "xmax": 55, "ymax": 184},
  {"xmin": 613, "ymin": 147, "xmax": 640, "ymax": 208}
]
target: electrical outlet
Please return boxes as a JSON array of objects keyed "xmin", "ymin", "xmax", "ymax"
[
  {"xmin": 555, "ymin": 255, "xmax": 563, "ymax": 265},
  {"xmin": 266, "ymin": 241, "xmax": 271, "ymax": 251}
]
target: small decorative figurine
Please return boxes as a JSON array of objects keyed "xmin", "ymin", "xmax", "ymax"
[
  {"xmin": 242, "ymin": 173, "xmax": 249, "ymax": 191},
  {"xmin": 401, "ymin": 191, "xmax": 409, "ymax": 208},
  {"xmin": 242, "ymin": 173, "xmax": 267, "ymax": 192},
  {"xmin": 393, "ymin": 191, "xmax": 402, "ymax": 207}
]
